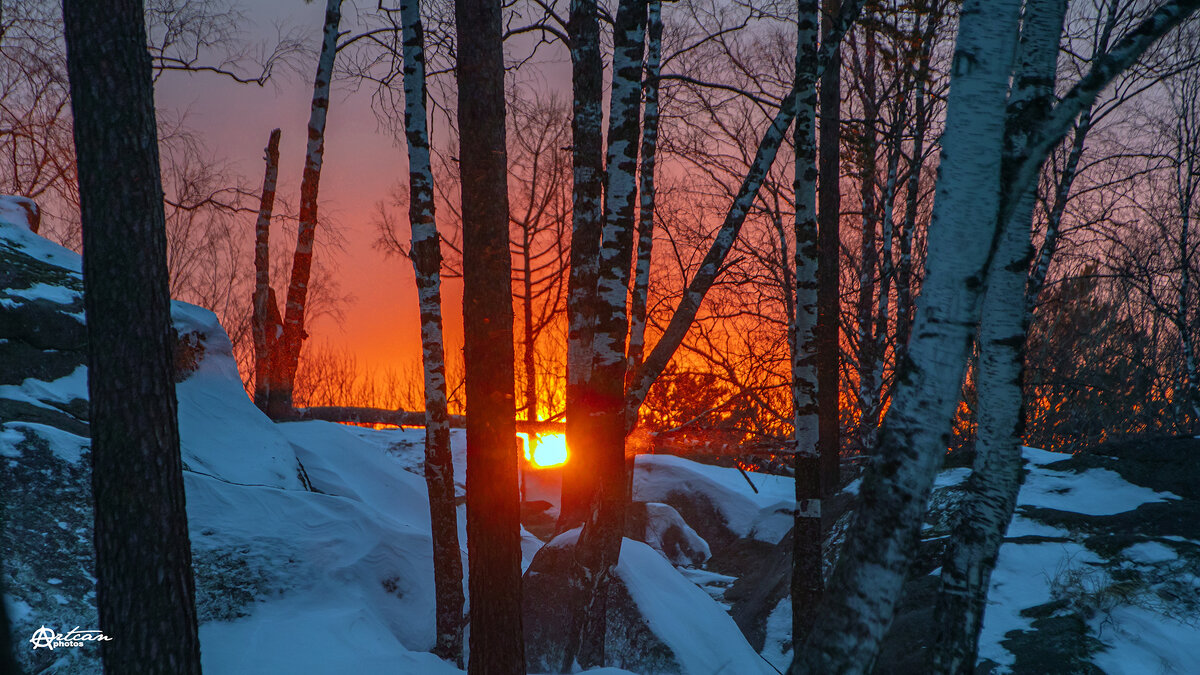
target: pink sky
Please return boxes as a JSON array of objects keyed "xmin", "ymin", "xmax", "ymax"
[{"xmin": 154, "ymin": 1, "xmax": 536, "ymax": 376}]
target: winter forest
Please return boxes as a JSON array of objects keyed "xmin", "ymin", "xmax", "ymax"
[{"xmin": 3, "ymin": 0, "xmax": 1200, "ymax": 672}]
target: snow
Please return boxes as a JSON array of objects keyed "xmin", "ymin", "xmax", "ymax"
[
  {"xmin": 5, "ymin": 282, "xmax": 80, "ymax": 304},
  {"xmin": 172, "ymin": 303, "xmax": 303, "ymax": 490},
  {"xmin": 200, "ymin": 595, "xmax": 461, "ymax": 675},
  {"xmin": 633, "ymin": 454, "xmax": 795, "ymax": 543},
  {"xmin": 760, "ymin": 596, "xmax": 792, "ymax": 671},
  {"xmin": 1121, "ymin": 541, "xmax": 1178, "ymax": 565},
  {"xmin": 1018, "ymin": 463, "xmax": 1178, "ymax": 516},
  {"xmin": 276, "ymin": 421, "xmax": 434, "ymax": 533},
  {"xmin": 614, "ymin": 539, "xmax": 777, "ymax": 675},
  {"xmin": 1, "ymin": 422, "xmax": 87, "ymax": 463},
  {"xmin": 0, "ymin": 366, "xmax": 88, "ymax": 412},
  {"xmin": 0, "ymin": 196, "xmax": 80, "ymax": 272},
  {"xmin": 1091, "ymin": 606, "xmax": 1200, "ymax": 675},
  {"xmin": 641, "ymin": 501, "xmax": 711, "ymax": 566},
  {"xmin": 933, "ymin": 466, "xmax": 972, "ymax": 489},
  {"xmin": 970, "ymin": 446, "xmax": 1200, "ymax": 672},
  {"xmin": 977, "ymin": 541, "xmax": 1102, "ymax": 668}
]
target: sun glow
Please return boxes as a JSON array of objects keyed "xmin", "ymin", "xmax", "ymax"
[{"xmin": 518, "ymin": 432, "xmax": 569, "ymax": 469}]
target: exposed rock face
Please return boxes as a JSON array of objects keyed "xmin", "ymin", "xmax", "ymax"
[
  {"xmin": 1, "ymin": 201, "xmax": 99, "ymax": 675},
  {"xmin": 0, "ymin": 200, "xmax": 307, "ymax": 673}
]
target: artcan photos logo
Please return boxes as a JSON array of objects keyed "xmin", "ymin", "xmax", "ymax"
[{"xmin": 29, "ymin": 625, "xmax": 113, "ymax": 650}]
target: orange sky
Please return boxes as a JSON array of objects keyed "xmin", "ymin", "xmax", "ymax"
[{"xmin": 154, "ymin": 1, "xmax": 514, "ymax": 376}]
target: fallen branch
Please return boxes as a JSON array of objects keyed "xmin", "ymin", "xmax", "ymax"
[{"xmin": 294, "ymin": 406, "xmax": 567, "ymax": 434}]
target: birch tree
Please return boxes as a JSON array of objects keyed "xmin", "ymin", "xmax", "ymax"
[
  {"xmin": 565, "ymin": 0, "xmax": 647, "ymax": 666},
  {"xmin": 271, "ymin": 0, "xmax": 343, "ymax": 418},
  {"xmin": 790, "ymin": 0, "xmax": 823, "ymax": 648},
  {"xmin": 791, "ymin": 1, "xmax": 1200, "ymax": 671},
  {"xmin": 933, "ymin": 1, "xmax": 1069, "ymax": 670},
  {"xmin": 398, "ymin": 0, "xmax": 465, "ymax": 661},
  {"xmin": 791, "ymin": 1, "xmax": 1026, "ymax": 670},
  {"xmin": 626, "ymin": 0, "xmax": 664, "ymax": 381}
]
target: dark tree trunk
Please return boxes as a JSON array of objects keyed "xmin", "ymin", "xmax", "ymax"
[
  {"xmin": 854, "ymin": 29, "xmax": 880, "ymax": 454},
  {"xmin": 399, "ymin": 0, "xmax": 465, "ymax": 662},
  {"xmin": 560, "ymin": 0, "xmax": 605, "ymax": 530},
  {"xmin": 0, "ymin": 537, "xmax": 14, "ymax": 673},
  {"xmin": 817, "ymin": 0, "xmax": 843, "ymax": 499},
  {"xmin": 454, "ymin": 0, "xmax": 525, "ymax": 670},
  {"xmin": 253, "ymin": 128, "xmax": 281, "ymax": 413},
  {"xmin": 62, "ymin": 0, "xmax": 202, "ymax": 671},
  {"xmin": 270, "ymin": 0, "xmax": 342, "ymax": 418}
]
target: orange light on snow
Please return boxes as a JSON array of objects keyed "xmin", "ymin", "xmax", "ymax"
[{"xmin": 518, "ymin": 432, "xmax": 569, "ymax": 469}]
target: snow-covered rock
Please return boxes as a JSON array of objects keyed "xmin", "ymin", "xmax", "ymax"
[
  {"xmin": 0, "ymin": 210, "xmax": 456, "ymax": 673},
  {"xmin": 522, "ymin": 530, "xmax": 774, "ymax": 675},
  {"xmin": 627, "ymin": 501, "xmax": 710, "ymax": 567},
  {"xmin": 632, "ymin": 454, "xmax": 795, "ymax": 555}
]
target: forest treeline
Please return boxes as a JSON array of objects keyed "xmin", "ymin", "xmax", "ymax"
[
  {"xmin": 7, "ymin": 0, "xmax": 1200, "ymax": 455},
  {"xmin": 4, "ymin": 0, "xmax": 1200, "ymax": 672}
]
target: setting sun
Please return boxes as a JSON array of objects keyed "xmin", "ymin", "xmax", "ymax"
[{"xmin": 518, "ymin": 432, "xmax": 569, "ymax": 469}]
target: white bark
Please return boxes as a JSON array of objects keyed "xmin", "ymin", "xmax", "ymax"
[
  {"xmin": 399, "ymin": 0, "xmax": 464, "ymax": 661},
  {"xmin": 933, "ymin": 1, "xmax": 1067, "ymax": 670},
  {"xmin": 791, "ymin": 0, "xmax": 823, "ymax": 648},
  {"xmin": 790, "ymin": 1, "xmax": 1023, "ymax": 670},
  {"xmin": 273, "ymin": 0, "xmax": 342, "ymax": 416},
  {"xmin": 626, "ymin": 0, "xmax": 662, "ymax": 381}
]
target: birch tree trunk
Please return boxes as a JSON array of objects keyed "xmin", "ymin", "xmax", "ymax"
[
  {"xmin": 567, "ymin": 0, "xmax": 647, "ymax": 666},
  {"xmin": 253, "ymin": 128, "xmax": 281, "ymax": 413},
  {"xmin": 626, "ymin": 0, "xmax": 663, "ymax": 382},
  {"xmin": 933, "ymin": 1, "xmax": 1067, "ymax": 671},
  {"xmin": 790, "ymin": 1, "xmax": 1024, "ymax": 670},
  {"xmin": 817, "ymin": 0, "xmax": 844, "ymax": 493},
  {"xmin": 399, "ymin": 0, "xmax": 465, "ymax": 662},
  {"xmin": 560, "ymin": 0, "xmax": 605, "ymax": 529},
  {"xmin": 455, "ymin": 0, "xmax": 525, "ymax": 670},
  {"xmin": 791, "ymin": 0, "xmax": 824, "ymax": 648},
  {"xmin": 270, "ymin": 0, "xmax": 342, "ymax": 418},
  {"xmin": 63, "ymin": 0, "xmax": 202, "ymax": 669}
]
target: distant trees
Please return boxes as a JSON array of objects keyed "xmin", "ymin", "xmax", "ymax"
[{"xmin": 61, "ymin": 0, "xmax": 201, "ymax": 671}]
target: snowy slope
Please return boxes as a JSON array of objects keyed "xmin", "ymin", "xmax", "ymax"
[{"xmin": 1, "ymin": 200, "xmax": 770, "ymax": 674}]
